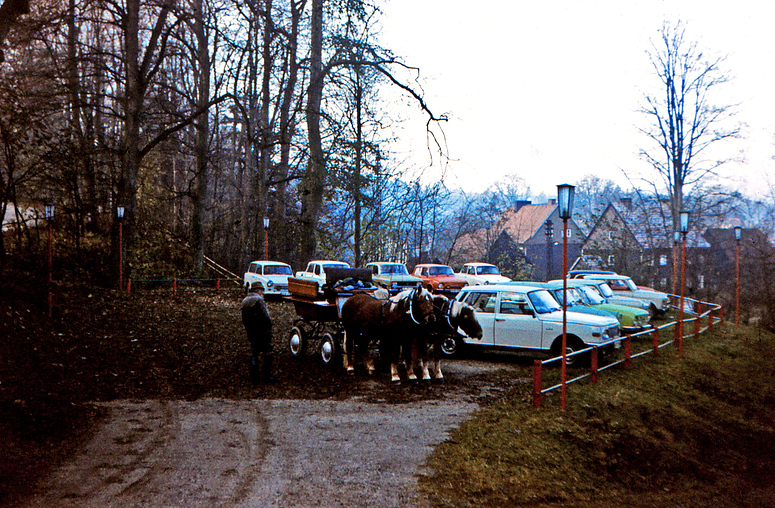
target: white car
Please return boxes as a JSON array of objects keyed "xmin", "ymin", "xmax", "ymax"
[
  {"xmin": 457, "ymin": 262, "xmax": 512, "ymax": 285},
  {"xmin": 294, "ymin": 260, "xmax": 351, "ymax": 286},
  {"xmin": 450, "ymin": 284, "xmax": 620, "ymax": 364},
  {"xmin": 243, "ymin": 260, "xmax": 293, "ymax": 296}
]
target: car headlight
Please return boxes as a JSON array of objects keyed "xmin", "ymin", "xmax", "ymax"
[
  {"xmin": 439, "ymin": 283, "xmax": 445, "ymax": 289},
  {"xmin": 391, "ymin": 282, "xmax": 397, "ymax": 288},
  {"xmin": 266, "ymin": 280, "xmax": 274, "ymax": 288}
]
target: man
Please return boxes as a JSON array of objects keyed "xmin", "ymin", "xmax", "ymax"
[{"xmin": 241, "ymin": 287, "xmax": 274, "ymax": 383}]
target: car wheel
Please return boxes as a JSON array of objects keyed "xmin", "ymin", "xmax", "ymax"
[
  {"xmin": 551, "ymin": 336, "xmax": 587, "ymax": 367},
  {"xmin": 319, "ymin": 333, "xmax": 338, "ymax": 366},
  {"xmin": 440, "ymin": 335, "xmax": 464, "ymax": 357},
  {"xmin": 288, "ymin": 326, "xmax": 306, "ymax": 356}
]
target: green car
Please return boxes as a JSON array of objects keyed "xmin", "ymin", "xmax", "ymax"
[{"xmin": 559, "ymin": 280, "xmax": 651, "ymax": 332}]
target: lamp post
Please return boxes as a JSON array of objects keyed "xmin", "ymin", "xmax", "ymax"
[
  {"xmin": 678, "ymin": 210, "xmax": 690, "ymax": 357},
  {"xmin": 557, "ymin": 183, "xmax": 575, "ymax": 410},
  {"xmin": 117, "ymin": 205, "xmax": 125, "ymax": 291},
  {"xmin": 263, "ymin": 217, "xmax": 270, "ymax": 261},
  {"xmin": 734, "ymin": 226, "xmax": 742, "ymax": 326},
  {"xmin": 544, "ymin": 219, "xmax": 554, "ymax": 280},
  {"xmin": 672, "ymin": 231, "xmax": 680, "ymax": 296},
  {"xmin": 45, "ymin": 203, "xmax": 55, "ymax": 318}
]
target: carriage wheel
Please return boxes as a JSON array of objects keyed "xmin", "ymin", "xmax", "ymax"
[
  {"xmin": 319, "ymin": 333, "xmax": 338, "ymax": 366},
  {"xmin": 440, "ymin": 336, "xmax": 463, "ymax": 357},
  {"xmin": 288, "ymin": 326, "xmax": 307, "ymax": 357}
]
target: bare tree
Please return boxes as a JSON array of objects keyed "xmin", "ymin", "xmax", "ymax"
[{"xmin": 638, "ymin": 21, "xmax": 739, "ymax": 229}]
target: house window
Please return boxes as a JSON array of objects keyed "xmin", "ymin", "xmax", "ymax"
[
  {"xmin": 699, "ymin": 275, "xmax": 705, "ymax": 290},
  {"xmin": 608, "ymin": 231, "xmax": 614, "ymax": 240},
  {"xmin": 661, "ymin": 277, "xmax": 668, "ymax": 287},
  {"xmin": 607, "ymin": 255, "xmax": 615, "ymax": 265},
  {"xmin": 659, "ymin": 255, "xmax": 668, "ymax": 266},
  {"xmin": 563, "ymin": 229, "xmax": 572, "ymax": 239}
]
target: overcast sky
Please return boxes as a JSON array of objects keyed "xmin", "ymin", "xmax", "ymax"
[{"xmin": 376, "ymin": 0, "xmax": 775, "ymax": 199}]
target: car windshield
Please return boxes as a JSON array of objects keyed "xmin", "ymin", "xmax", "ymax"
[
  {"xmin": 429, "ymin": 266, "xmax": 454, "ymax": 276},
  {"xmin": 476, "ymin": 266, "xmax": 500, "ymax": 275},
  {"xmin": 264, "ymin": 265, "xmax": 292, "ymax": 275},
  {"xmin": 383, "ymin": 264, "xmax": 408, "ymax": 275},
  {"xmin": 528, "ymin": 290, "xmax": 562, "ymax": 314},
  {"xmin": 596, "ymin": 283, "xmax": 615, "ymax": 298},
  {"xmin": 577, "ymin": 285, "xmax": 606, "ymax": 305},
  {"xmin": 624, "ymin": 278, "xmax": 639, "ymax": 291},
  {"xmin": 554, "ymin": 288, "xmax": 583, "ymax": 306}
]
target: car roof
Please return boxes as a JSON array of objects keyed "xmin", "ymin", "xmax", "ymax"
[
  {"xmin": 250, "ymin": 260, "xmax": 291, "ymax": 266},
  {"xmin": 462, "ymin": 284, "xmax": 546, "ymax": 292},
  {"xmin": 463, "ymin": 262, "xmax": 496, "ymax": 266},
  {"xmin": 415, "ymin": 263, "xmax": 451, "ymax": 268},
  {"xmin": 581, "ymin": 273, "xmax": 630, "ymax": 280},
  {"xmin": 367, "ymin": 261, "xmax": 404, "ymax": 265}
]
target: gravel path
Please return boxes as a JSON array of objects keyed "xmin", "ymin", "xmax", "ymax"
[{"xmin": 21, "ymin": 360, "xmax": 521, "ymax": 508}]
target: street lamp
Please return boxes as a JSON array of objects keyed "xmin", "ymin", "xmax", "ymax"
[
  {"xmin": 557, "ymin": 183, "xmax": 575, "ymax": 410},
  {"xmin": 45, "ymin": 203, "xmax": 54, "ymax": 318},
  {"xmin": 263, "ymin": 217, "xmax": 270, "ymax": 261},
  {"xmin": 734, "ymin": 226, "xmax": 742, "ymax": 326},
  {"xmin": 117, "ymin": 205, "xmax": 125, "ymax": 291},
  {"xmin": 678, "ymin": 210, "xmax": 690, "ymax": 357},
  {"xmin": 672, "ymin": 231, "xmax": 680, "ymax": 296}
]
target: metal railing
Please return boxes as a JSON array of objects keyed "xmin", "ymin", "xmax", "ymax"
[
  {"xmin": 532, "ymin": 296, "xmax": 723, "ymax": 408},
  {"xmin": 123, "ymin": 277, "xmax": 243, "ymax": 294}
]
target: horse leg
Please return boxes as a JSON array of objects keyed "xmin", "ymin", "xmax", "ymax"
[
  {"xmin": 363, "ymin": 338, "xmax": 376, "ymax": 376},
  {"xmin": 342, "ymin": 330, "xmax": 355, "ymax": 375},
  {"xmin": 432, "ymin": 339, "xmax": 444, "ymax": 381}
]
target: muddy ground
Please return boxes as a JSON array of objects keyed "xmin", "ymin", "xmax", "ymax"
[{"xmin": 0, "ymin": 277, "xmax": 536, "ymax": 507}]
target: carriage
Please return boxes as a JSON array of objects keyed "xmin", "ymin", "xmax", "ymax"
[{"xmin": 286, "ymin": 267, "xmax": 382, "ymax": 366}]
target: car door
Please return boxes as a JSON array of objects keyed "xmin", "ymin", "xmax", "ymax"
[
  {"xmin": 461, "ymin": 290, "xmax": 497, "ymax": 345},
  {"xmin": 493, "ymin": 291, "xmax": 544, "ymax": 349}
]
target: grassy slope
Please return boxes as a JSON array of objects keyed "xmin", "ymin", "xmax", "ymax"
[{"xmin": 420, "ymin": 324, "xmax": 775, "ymax": 508}]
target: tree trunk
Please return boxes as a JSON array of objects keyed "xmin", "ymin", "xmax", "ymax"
[
  {"xmin": 299, "ymin": 0, "xmax": 324, "ymax": 265},
  {"xmin": 191, "ymin": 0, "xmax": 210, "ymax": 272}
]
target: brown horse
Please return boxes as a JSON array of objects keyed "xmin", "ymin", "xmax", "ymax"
[
  {"xmin": 406, "ymin": 294, "xmax": 482, "ymax": 381},
  {"xmin": 340, "ymin": 286, "xmax": 436, "ymax": 382}
]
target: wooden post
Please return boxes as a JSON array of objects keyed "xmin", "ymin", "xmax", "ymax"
[{"xmin": 533, "ymin": 360, "xmax": 543, "ymax": 408}]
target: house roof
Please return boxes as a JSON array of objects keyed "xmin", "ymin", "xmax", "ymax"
[
  {"xmin": 501, "ymin": 204, "xmax": 556, "ymax": 243},
  {"xmin": 590, "ymin": 200, "xmax": 710, "ymax": 249}
]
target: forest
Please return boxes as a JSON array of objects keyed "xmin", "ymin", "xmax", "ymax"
[{"xmin": 1, "ymin": 0, "xmax": 775, "ymax": 306}]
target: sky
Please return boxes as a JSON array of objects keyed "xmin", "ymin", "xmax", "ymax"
[{"xmin": 376, "ymin": 0, "xmax": 775, "ymax": 199}]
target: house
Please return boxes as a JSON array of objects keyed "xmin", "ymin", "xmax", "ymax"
[{"xmin": 452, "ymin": 201, "xmax": 584, "ymax": 281}]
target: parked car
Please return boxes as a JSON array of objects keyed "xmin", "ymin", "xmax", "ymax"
[
  {"xmin": 552, "ymin": 280, "xmax": 651, "ymax": 332},
  {"xmin": 294, "ymin": 260, "xmax": 351, "ymax": 286},
  {"xmin": 448, "ymin": 284, "xmax": 621, "ymax": 364},
  {"xmin": 553, "ymin": 278, "xmax": 653, "ymax": 315},
  {"xmin": 366, "ymin": 262, "xmax": 422, "ymax": 294},
  {"xmin": 243, "ymin": 260, "xmax": 293, "ymax": 296},
  {"xmin": 507, "ymin": 281, "xmax": 624, "ymax": 323},
  {"xmin": 568, "ymin": 269, "xmax": 656, "ymax": 291},
  {"xmin": 457, "ymin": 262, "xmax": 512, "ymax": 285},
  {"xmin": 573, "ymin": 273, "xmax": 671, "ymax": 315},
  {"xmin": 412, "ymin": 264, "xmax": 468, "ymax": 296}
]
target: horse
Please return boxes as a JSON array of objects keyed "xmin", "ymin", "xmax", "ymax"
[
  {"xmin": 406, "ymin": 294, "xmax": 483, "ymax": 382},
  {"xmin": 340, "ymin": 286, "xmax": 436, "ymax": 383}
]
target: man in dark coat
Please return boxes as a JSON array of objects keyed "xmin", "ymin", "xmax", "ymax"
[{"xmin": 241, "ymin": 288, "xmax": 274, "ymax": 383}]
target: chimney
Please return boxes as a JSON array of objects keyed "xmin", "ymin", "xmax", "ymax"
[
  {"xmin": 549, "ymin": 198, "xmax": 556, "ymax": 205},
  {"xmin": 620, "ymin": 197, "xmax": 632, "ymax": 210},
  {"xmin": 514, "ymin": 200, "xmax": 532, "ymax": 211}
]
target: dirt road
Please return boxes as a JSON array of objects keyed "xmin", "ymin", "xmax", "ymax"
[{"xmin": 21, "ymin": 361, "xmax": 525, "ymax": 508}]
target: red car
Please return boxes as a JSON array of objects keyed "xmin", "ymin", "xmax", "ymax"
[{"xmin": 412, "ymin": 264, "xmax": 468, "ymax": 295}]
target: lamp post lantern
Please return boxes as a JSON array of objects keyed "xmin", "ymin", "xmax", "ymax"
[
  {"xmin": 557, "ymin": 183, "xmax": 575, "ymax": 410},
  {"xmin": 263, "ymin": 217, "xmax": 270, "ymax": 261},
  {"xmin": 678, "ymin": 210, "xmax": 690, "ymax": 357},
  {"xmin": 45, "ymin": 203, "xmax": 54, "ymax": 317},
  {"xmin": 117, "ymin": 205, "xmax": 125, "ymax": 291},
  {"xmin": 544, "ymin": 219, "xmax": 554, "ymax": 280},
  {"xmin": 734, "ymin": 226, "xmax": 742, "ymax": 326}
]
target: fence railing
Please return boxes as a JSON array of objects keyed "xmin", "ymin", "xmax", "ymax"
[
  {"xmin": 532, "ymin": 295, "xmax": 723, "ymax": 408},
  {"xmin": 123, "ymin": 277, "xmax": 243, "ymax": 294}
]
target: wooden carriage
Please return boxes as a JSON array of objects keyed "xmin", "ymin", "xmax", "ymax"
[{"xmin": 286, "ymin": 268, "xmax": 381, "ymax": 365}]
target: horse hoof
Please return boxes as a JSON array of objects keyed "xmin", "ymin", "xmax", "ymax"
[
  {"xmin": 391, "ymin": 376, "xmax": 401, "ymax": 384},
  {"xmin": 432, "ymin": 376, "xmax": 445, "ymax": 383},
  {"xmin": 346, "ymin": 368, "xmax": 355, "ymax": 376}
]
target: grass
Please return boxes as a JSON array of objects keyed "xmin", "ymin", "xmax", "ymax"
[{"xmin": 419, "ymin": 323, "xmax": 775, "ymax": 507}]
